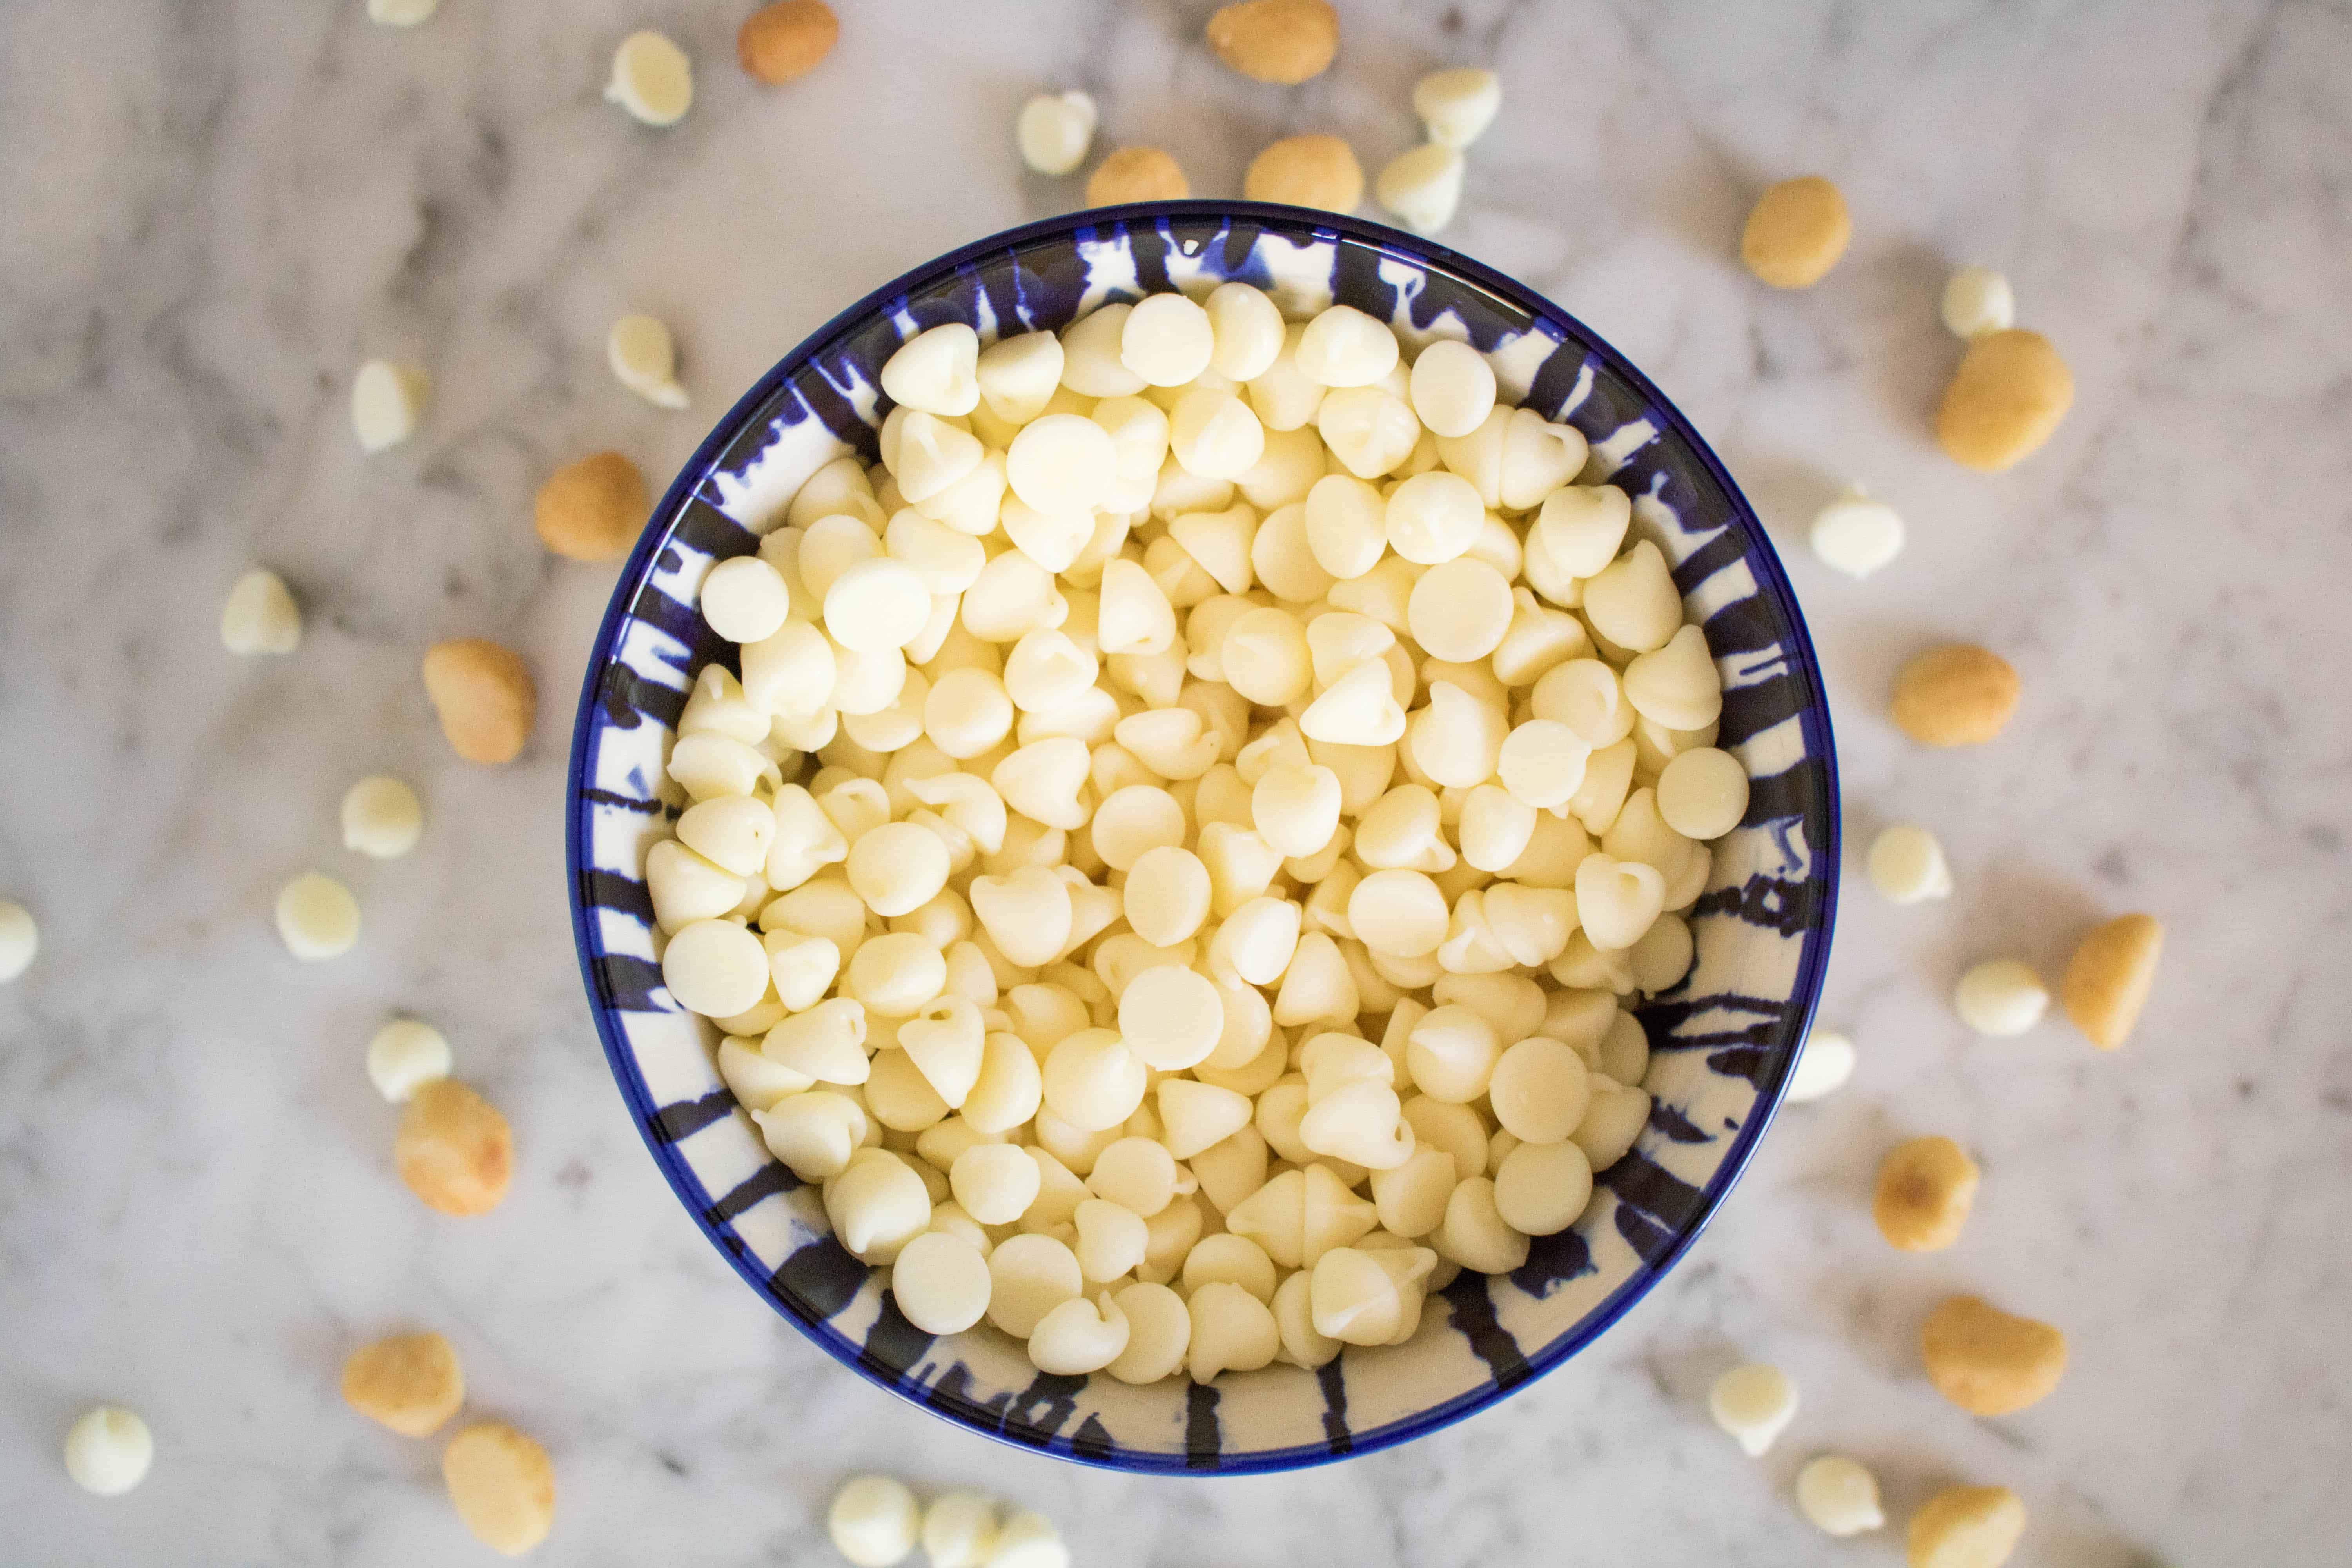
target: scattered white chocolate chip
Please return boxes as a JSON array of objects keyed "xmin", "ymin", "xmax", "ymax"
[
  {"xmin": 1375, "ymin": 143, "xmax": 1466, "ymax": 235},
  {"xmin": 1865, "ymin": 822, "xmax": 1951, "ymax": 903},
  {"xmin": 607, "ymin": 313, "xmax": 690, "ymax": 408},
  {"xmin": 1796, "ymin": 1454, "xmax": 1885, "ymax": 1537},
  {"xmin": 367, "ymin": 1018, "xmax": 454, "ymax": 1103},
  {"xmin": 219, "ymin": 568, "xmax": 302, "ymax": 655},
  {"xmin": 1783, "ymin": 1029, "xmax": 1855, "ymax": 1103},
  {"xmin": 987, "ymin": 1510, "xmax": 1071, "ymax": 1568},
  {"xmin": 1016, "ymin": 90, "xmax": 1098, "ymax": 177},
  {"xmin": 831, "ymin": 1474, "xmax": 921, "ymax": 1567},
  {"xmin": 1940, "ymin": 265, "xmax": 2015, "ymax": 340},
  {"xmin": 921, "ymin": 1490, "xmax": 1000, "ymax": 1568},
  {"xmin": 0, "ymin": 899, "xmax": 36, "ymax": 984},
  {"xmin": 342, "ymin": 775, "xmax": 424, "ymax": 859},
  {"xmin": 1953, "ymin": 959, "xmax": 2048, "ymax": 1037},
  {"xmin": 63, "ymin": 1405, "xmax": 152, "ymax": 1495},
  {"xmin": 276, "ymin": 872, "xmax": 360, "ymax": 961},
  {"xmin": 367, "ymin": 0, "xmax": 440, "ymax": 26},
  {"xmin": 1808, "ymin": 486, "xmax": 1904, "ymax": 578},
  {"xmin": 606, "ymin": 30, "xmax": 693, "ymax": 127},
  {"xmin": 1411, "ymin": 67, "xmax": 1501, "ymax": 149},
  {"xmin": 350, "ymin": 358, "xmax": 428, "ymax": 453},
  {"xmin": 1708, "ymin": 1362, "xmax": 1798, "ymax": 1457}
]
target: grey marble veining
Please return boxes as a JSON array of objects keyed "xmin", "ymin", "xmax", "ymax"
[{"xmin": 1, "ymin": 0, "xmax": 2347, "ymax": 1563}]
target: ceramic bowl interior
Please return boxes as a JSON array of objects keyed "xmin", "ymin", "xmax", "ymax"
[{"xmin": 566, "ymin": 202, "xmax": 1838, "ymax": 1474}]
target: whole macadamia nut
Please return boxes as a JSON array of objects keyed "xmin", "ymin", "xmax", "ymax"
[
  {"xmin": 535, "ymin": 451, "xmax": 648, "ymax": 563},
  {"xmin": 396, "ymin": 1079, "xmax": 515, "ymax": 1216},
  {"xmin": 443, "ymin": 1421, "xmax": 555, "ymax": 1557},
  {"xmin": 1740, "ymin": 176, "xmax": 1850, "ymax": 289},
  {"xmin": 1889, "ymin": 643, "xmax": 2018, "ymax": 747},
  {"xmin": 1920, "ymin": 1294, "xmax": 2067, "ymax": 1416},
  {"xmin": 1243, "ymin": 134, "xmax": 1363, "ymax": 213},
  {"xmin": 1935, "ymin": 328, "xmax": 2073, "ymax": 471},
  {"xmin": 1087, "ymin": 147, "xmax": 1189, "ymax": 206},
  {"xmin": 1206, "ymin": 0, "xmax": 1339, "ymax": 84},
  {"xmin": 423, "ymin": 639, "xmax": 536, "ymax": 764},
  {"xmin": 738, "ymin": 0, "xmax": 837, "ymax": 84},
  {"xmin": 342, "ymin": 1331, "xmax": 466, "ymax": 1437}
]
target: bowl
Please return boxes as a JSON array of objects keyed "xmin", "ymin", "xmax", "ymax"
[{"xmin": 565, "ymin": 201, "xmax": 1839, "ymax": 1474}]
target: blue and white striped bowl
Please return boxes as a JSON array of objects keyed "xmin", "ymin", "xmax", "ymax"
[{"xmin": 565, "ymin": 203, "xmax": 1839, "ymax": 1474}]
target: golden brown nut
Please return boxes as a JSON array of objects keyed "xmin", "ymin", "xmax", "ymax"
[
  {"xmin": 2060, "ymin": 913, "xmax": 2163, "ymax": 1049},
  {"xmin": 534, "ymin": 451, "xmax": 648, "ymax": 563},
  {"xmin": 1872, "ymin": 1136, "xmax": 1979, "ymax": 1252},
  {"xmin": 342, "ymin": 1332, "xmax": 466, "ymax": 1438},
  {"xmin": 738, "ymin": 0, "xmax": 838, "ymax": 84},
  {"xmin": 1920, "ymin": 1294, "xmax": 2067, "ymax": 1416},
  {"xmin": 1206, "ymin": 0, "xmax": 1339, "ymax": 85},
  {"xmin": 1087, "ymin": 147, "xmax": 1190, "ymax": 206},
  {"xmin": 1907, "ymin": 1484, "xmax": 2026, "ymax": 1568},
  {"xmin": 1243, "ymin": 134, "xmax": 1364, "ymax": 212},
  {"xmin": 1935, "ymin": 329, "xmax": 2073, "ymax": 471},
  {"xmin": 422, "ymin": 639, "xmax": 536, "ymax": 765},
  {"xmin": 396, "ymin": 1080, "xmax": 515, "ymax": 1217},
  {"xmin": 1740, "ymin": 176, "xmax": 1851, "ymax": 289},
  {"xmin": 443, "ymin": 1421, "xmax": 555, "ymax": 1557},
  {"xmin": 1889, "ymin": 644, "xmax": 2018, "ymax": 747}
]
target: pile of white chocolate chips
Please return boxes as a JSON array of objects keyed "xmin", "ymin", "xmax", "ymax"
[{"xmin": 647, "ymin": 284, "xmax": 1752, "ymax": 1385}]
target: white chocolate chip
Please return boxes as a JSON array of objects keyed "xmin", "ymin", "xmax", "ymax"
[
  {"xmin": 1940, "ymin": 265, "xmax": 2016, "ymax": 339},
  {"xmin": 921, "ymin": 1490, "xmax": 1000, "ymax": 1568},
  {"xmin": 1375, "ymin": 143, "xmax": 1466, "ymax": 235},
  {"xmin": 1809, "ymin": 485, "xmax": 1905, "ymax": 578},
  {"xmin": 1708, "ymin": 1362, "xmax": 1798, "ymax": 1456},
  {"xmin": 368, "ymin": 0, "xmax": 441, "ymax": 25},
  {"xmin": 1016, "ymin": 89, "xmax": 1098, "ymax": 176},
  {"xmin": 605, "ymin": 31, "xmax": 693, "ymax": 127},
  {"xmin": 1866, "ymin": 822, "xmax": 1953, "ymax": 903},
  {"xmin": 1954, "ymin": 959, "xmax": 2049, "ymax": 1037},
  {"xmin": 220, "ymin": 567, "xmax": 302, "ymax": 655},
  {"xmin": 607, "ymin": 313, "xmax": 690, "ymax": 408},
  {"xmin": 1783, "ymin": 1029, "xmax": 1855, "ymax": 1102},
  {"xmin": 341, "ymin": 775, "xmax": 424, "ymax": 859},
  {"xmin": 0, "ymin": 899, "xmax": 37, "ymax": 984},
  {"xmin": 367, "ymin": 1018, "xmax": 454, "ymax": 1102},
  {"xmin": 63, "ymin": 1405, "xmax": 153, "ymax": 1495},
  {"xmin": 830, "ymin": 1474, "xmax": 921, "ymax": 1567},
  {"xmin": 276, "ymin": 872, "xmax": 359, "ymax": 961},
  {"xmin": 350, "ymin": 359, "xmax": 428, "ymax": 453},
  {"xmin": 1795, "ymin": 1454, "xmax": 1885, "ymax": 1536}
]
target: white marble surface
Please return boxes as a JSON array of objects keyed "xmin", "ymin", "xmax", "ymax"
[{"xmin": 3, "ymin": 0, "xmax": 2347, "ymax": 1561}]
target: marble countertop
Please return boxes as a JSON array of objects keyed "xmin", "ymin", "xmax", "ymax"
[{"xmin": 4, "ymin": 0, "xmax": 2347, "ymax": 1561}]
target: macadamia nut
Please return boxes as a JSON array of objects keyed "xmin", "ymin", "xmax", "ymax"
[
  {"xmin": 1890, "ymin": 644, "xmax": 2018, "ymax": 747},
  {"xmin": 1244, "ymin": 134, "xmax": 1364, "ymax": 213},
  {"xmin": 1087, "ymin": 147, "xmax": 1189, "ymax": 206},
  {"xmin": 342, "ymin": 1330, "xmax": 465, "ymax": 1437},
  {"xmin": 443, "ymin": 1422, "xmax": 556, "ymax": 1557},
  {"xmin": 1920, "ymin": 1294, "xmax": 2066, "ymax": 1416},
  {"xmin": 1206, "ymin": 0, "xmax": 1339, "ymax": 84},
  {"xmin": 1936, "ymin": 330, "xmax": 2071, "ymax": 471},
  {"xmin": 396, "ymin": 1079, "xmax": 514, "ymax": 1216},
  {"xmin": 738, "ymin": 0, "xmax": 837, "ymax": 84},
  {"xmin": 1907, "ymin": 1485, "xmax": 2026, "ymax": 1568},
  {"xmin": 1740, "ymin": 176, "xmax": 1850, "ymax": 289},
  {"xmin": 1873, "ymin": 1135, "xmax": 1979, "ymax": 1252},
  {"xmin": 2060, "ymin": 912, "xmax": 2162, "ymax": 1049}
]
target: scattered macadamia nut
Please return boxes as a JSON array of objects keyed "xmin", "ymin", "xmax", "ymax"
[
  {"xmin": 1740, "ymin": 176, "xmax": 1850, "ymax": 289},
  {"xmin": 64, "ymin": 1405, "xmax": 152, "ymax": 1495},
  {"xmin": 1890, "ymin": 643, "xmax": 2018, "ymax": 747},
  {"xmin": 831, "ymin": 1474, "xmax": 921, "ymax": 1567},
  {"xmin": 1797, "ymin": 1455, "xmax": 1886, "ymax": 1537},
  {"xmin": 1087, "ymin": 147, "xmax": 1189, "ymax": 205},
  {"xmin": 654, "ymin": 289, "xmax": 1750, "ymax": 1386},
  {"xmin": 1809, "ymin": 486, "xmax": 1904, "ymax": 578},
  {"xmin": 443, "ymin": 1421, "xmax": 555, "ymax": 1557},
  {"xmin": 1873, "ymin": 1135, "xmax": 1979, "ymax": 1252},
  {"xmin": 1244, "ymin": 134, "xmax": 1364, "ymax": 212},
  {"xmin": 1921, "ymin": 1294, "xmax": 2067, "ymax": 1416},
  {"xmin": 1412, "ymin": 68, "xmax": 1501, "ymax": 149},
  {"xmin": 1941, "ymin": 265, "xmax": 2015, "ymax": 339},
  {"xmin": 343, "ymin": 1331, "xmax": 465, "ymax": 1437},
  {"xmin": 1867, "ymin": 823, "xmax": 1952, "ymax": 903},
  {"xmin": 396, "ymin": 1079, "xmax": 515, "ymax": 1216},
  {"xmin": 1206, "ymin": 0, "xmax": 1339, "ymax": 84},
  {"xmin": 368, "ymin": 0, "xmax": 441, "ymax": 25},
  {"xmin": 1907, "ymin": 1485, "xmax": 2027, "ymax": 1568},
  {"xmin": 738, "ymin": 0, "xmax": 837, "ymax": 84},
  {"xmin": 2060, "ymin": 913, "xmax": 2162, "ymax": 1049},
  {"xmin": 423, "ymin": 639, "xmax": 536, "ymax": 764},
  {"xmin": 1935, "ymin": 329, "xmax": 2073, "ymax": 471},
  {"xmin": 343, "ymin": 775, "xmax": 425, "ymax": 859},
  {"xmin": 536, "ymin": 451, "xmax": 649, "ymax": 563},
  {"xmin": 1017, "ymin": 91, "xmax": 1098, "ymax": 177},
  {"xmin": 0, "ymin": 899, "xmax": 36, "ymax": 984},
  {"xmin": 606, "ymin": 30, "xmax": 693, "ymax": 126},
  {"xmin": 368, "ymin": 1018, "xmax": 454, "ymax": 1103},
  {"xmin": 220, "ymin": 567, "xmax": 303, "ymax": 655},
  {"xmin": 1376, "ymin": 143, "xmax": 1466, "ymax": 235},
  {"xmin": 1709, "ymin": 1362, "xmax": 1798, "ymax": 1456},
  {"xmin": 352, "ymin": 358, "xmax": 428, "ymax": 453},
  {"xmin": 1784, "ymin": 1029, "xmax": 1855, "ymax": 1102},
  {"xmin": 277, "ymin": 871, "xmax": 360, "ymax": 961},
  {"xmin": 1954, "ymin": 958, "xmax": 2048, "ymax": 1037},
  {"xmin": 608, "ymin": 314, "xmax": 690, "ymax": 409}
]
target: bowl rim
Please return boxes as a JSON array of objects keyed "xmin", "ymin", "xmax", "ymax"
[{"xmin": 565, "ymin": 199, "xmax": 1840, "ymax": 1474}]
